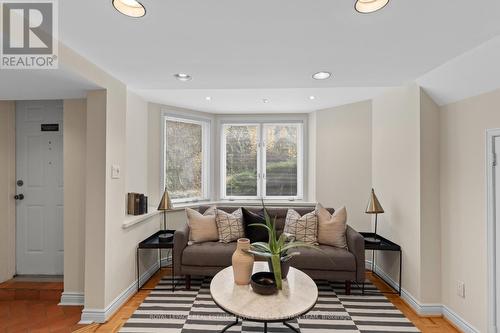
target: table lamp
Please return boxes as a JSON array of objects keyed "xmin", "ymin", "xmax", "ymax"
[
  {"xmin": 365, "ymin": 188, "xmax": 384, "ymax": 243},
  {"xmin": 158, "ymin": 188, "xmax": 173, "ymax": 242}
]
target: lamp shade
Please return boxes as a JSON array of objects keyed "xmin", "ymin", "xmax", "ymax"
[
  {"xmin": 157, "ymin": 189, "xmax": 173, "ymax": 211},
  {"xmin": 366, "ymin": 189, "xmax": 384, "ymax": 214}
]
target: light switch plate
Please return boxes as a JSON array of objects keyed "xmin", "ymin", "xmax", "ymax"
[{"xmin": 111, "ymin": 165, "xmax": 121, "ymax": 179}]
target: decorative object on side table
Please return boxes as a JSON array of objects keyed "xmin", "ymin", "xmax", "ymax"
[
  {"xmin": 157, "ymin": 188, "xmax": 174, "ymax": 243},
  {"xmin": 365, "ymin": 188, "xmax": 385, "ymax": 243},
  {"xmin": 246, "ymin": 200, "xmax": 327, "ymax": 290},
  {"xmin": 232, "ymin": 238, "xmax": 254, "ymax": 285}
]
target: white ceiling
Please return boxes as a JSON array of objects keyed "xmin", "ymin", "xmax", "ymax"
[
  {"xmin": 136, "ymin": 87, "xmax": 390, "ymax": 113},
  {"xmin": 2, "ymin": 1, "xmax": 500, "ymax": 111},
  {"xmin": 417, "ymin": 35, "xmax": 500, "ymax": 106}
]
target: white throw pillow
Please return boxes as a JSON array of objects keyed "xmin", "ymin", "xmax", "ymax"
[
  {"xmin": 216, "ymin": 208, "xmax": 245, "ymax": 243},
  {"xmin": 283, "ymin": 209, "xmax": 318, "ymax": 244},
  {"xmin": 316, "ymin": 203, "xmax": 348, "ymax": 249},
  {"xmin": 186, "ymin": 206, "xmax": 218, "ymax": 244}
]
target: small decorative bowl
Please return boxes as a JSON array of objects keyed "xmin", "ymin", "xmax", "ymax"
[{"xmin": 250, "ymin": 272, "xmax": 278, "ymax": 295}]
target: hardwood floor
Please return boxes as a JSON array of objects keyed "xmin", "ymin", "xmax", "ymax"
[
  {"xmin": 0, "ymin": 278, "xmax": 85, "ymax": 332},
  {"xmin": 366, "ymin": 272, "xmax": 460, "ymax": 333},
  {"xmin": 77, "ymin": 268, "xmax": 462, "ymax": 333}
]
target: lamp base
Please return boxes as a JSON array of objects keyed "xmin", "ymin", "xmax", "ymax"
[
  {"xmin": 364, "ymin": 237, "xmax": 381, "ymax": 244},
  {"xmin": 158, "ymin": 232, "xmax": 174, "ymax": 243}
]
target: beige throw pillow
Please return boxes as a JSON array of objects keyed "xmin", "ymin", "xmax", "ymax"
[
  {"xmin": 316, "ymin": 203, "xmax": 348, "ymax": 249},
  {"xmin": 284, "ymin": 209, "xmax": 318, "ymax": 244},
  {"xmin": 216, "ymin": 208, "xmax": 245, "ymax": 243},
  {"xmin": 186, "ymin": 206, "xmax": 218, "ymax": 244}
]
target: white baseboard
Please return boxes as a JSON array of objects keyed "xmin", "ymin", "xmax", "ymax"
[
  {"xmin": 442, "ymin": 305, "xmax": 480, "ymax": 333},
  {"xmin": 365, "ymin": 260, "xmax": 479, "ymax": 333},
  {"xmin": 59, "ymin": 292, "xmax": 84, "ymax": 306},
  {"xmin": 79, "ymin": 261, "xmax": 160, "ymax": 324}
]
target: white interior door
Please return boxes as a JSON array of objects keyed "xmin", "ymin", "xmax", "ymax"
[{"xmin": 16, "ymin": 100, "xmax": 64, "ymax": 275}]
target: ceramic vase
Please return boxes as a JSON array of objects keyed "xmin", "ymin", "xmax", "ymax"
[{"xmin": 232, "ymin": 238, "xmax": 254, "ymax": 285}]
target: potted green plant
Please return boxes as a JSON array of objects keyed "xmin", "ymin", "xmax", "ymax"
[{"xmin": 246, "ymin": 202, "xmax": 326, "ymax": 290}]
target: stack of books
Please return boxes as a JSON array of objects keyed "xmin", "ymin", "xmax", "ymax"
[{"xmin": 127, "ymin": 193, "xmax": 148, "ymax": 215}]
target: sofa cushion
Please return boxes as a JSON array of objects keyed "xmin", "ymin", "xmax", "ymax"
[
  {"xmin": 284, "ymin": 209, "xmax": 318, "ymax": 244},
  {"xmin": 291, "ymin": 245, "xmax": 355, "ymax": 272},
  {"xmin": 198, "ymin": 206, "xmax": 322, "ymax": 236},
  {"xmin": 316, "ymin": 204, "xmax": 348, "ymax": 249},
  {"xmin": 182, "ymin": 242, "xmax": 236, "ymax": 267},
  {"xmin": 186, "ymin": 206, "xmax": 218, "ymax": 244},
  {"xmin": 216, "ymin": 208, "xmax": 245, "ymax": 243},
  {"xmin": 242, "ymin": 208, "xmax": 268, "ymax": 243}
]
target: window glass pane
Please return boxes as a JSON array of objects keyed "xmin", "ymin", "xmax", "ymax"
[
  {"xmin": 225, "ymin": 125, "xmax": 258, "ymax": 197},
  {"xmin": 265, "ymin": 125, "xmax": 298, "ymax": 196},
  {"xmin": 165, "ymin": 119, "xmax": 203, "ymax": 200}
]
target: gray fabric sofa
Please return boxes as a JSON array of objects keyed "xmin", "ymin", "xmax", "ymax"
[{"xmin": 173, "ymin": 205, "xmax": 365, "ymax": 294}]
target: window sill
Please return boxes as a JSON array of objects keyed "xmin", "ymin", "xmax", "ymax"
[
  {"xmin": 122, "ymin": 208, "xmax": 161, "ymax": 229},
  {"xmin": 170, "ymin": 200, "xmax": 317, "ymax": 210}
]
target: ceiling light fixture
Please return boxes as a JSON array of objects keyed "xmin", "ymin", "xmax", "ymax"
[
  {"xmin": 309, "ymin": 96, "xmax": 316, "ymax": 100},
  {"xmin": 205, "ymin": 96, "xmax": 212, "ymax": 101},
  {"xmin": 263, "ymin": 99, "xmax": 269, "ymax": 104},
  {"xmin": 312, "ymin": 71, "xmax": 331, "ymax": 80},
  {"xmin": 355, "ymin": 0, "xmax": 389, "ymax": 13},
  {"xmin": 112, "ymin": 0, "xmax": 146, "ymax": 18},
  {"xmin": 174, "ymin": 73, "xmax": 192, "ymax": 82}
]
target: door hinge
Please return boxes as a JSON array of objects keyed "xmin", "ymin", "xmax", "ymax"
[{"xmin": 493, "ymin": 152, "xmax": 497, "ymax": 167}]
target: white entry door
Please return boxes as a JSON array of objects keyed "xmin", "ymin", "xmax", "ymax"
[{"xmin": 16, "ymin": 100, "xmax": 64, "ymax": 275}]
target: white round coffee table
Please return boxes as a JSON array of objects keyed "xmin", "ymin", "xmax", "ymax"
[{"xmin": 210, "ymin": 262, "xmax": 318, "ymax": 333}]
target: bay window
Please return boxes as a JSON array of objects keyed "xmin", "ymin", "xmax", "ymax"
[
  {"xmin": 221, "ymin": 122, "xmax": 303, "ymax": 200},
  {"xmin": 162, "ymin": 115, "xmax": 210, "ymax": 203}
]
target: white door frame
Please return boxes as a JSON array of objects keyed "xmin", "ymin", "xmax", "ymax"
[{"xmin": 487, "ymin": 128, "xmax": 500, "ymax": 333}]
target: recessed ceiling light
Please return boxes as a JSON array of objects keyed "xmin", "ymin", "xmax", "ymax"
[
  {"xmin": 263, "ymin": 99, "xmax": 269, "ymax": 104},
  {"xmin": 112, "ymin": 0, "xmax": 146, "ymax": 18},
  {"xmin": 312, "ymin": 71, "xmax": 331, "ymax": 80},
  {"xmin": 205, "ymin": 96, "xmax": 212, "ymax": 101},
  {"xmin": 309, "ymin": 96, "xmax": 316, "ymax": 100},
  {"xmin": 355, "ymin": 0, "xmax": 389, "ymax": 13},
  {"xmin": 174, "ymin": 73, "xmax": 192, "ymax": 82}
]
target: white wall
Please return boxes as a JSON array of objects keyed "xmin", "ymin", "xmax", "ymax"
[
  {"xmin": 314, "ymin": 100, "xmax": 372, "ymax": 231},
  {"xmin": 126, "ymin": 92, "xmax": 148, "ymax": 195},
  {"xmin": 63, "ymin": 99, "xmax": 87, "ymax": 295},
  {"xmin": 0, "ymin": 101, "xmax": 16, "ymax": 283},
  {"xmin": 372, "ymin": 84, "xmax": 422, "ymax": 300},
  {"xmin": 59, "ymin": 44, "xmax": 162, "ymax": 320},
  {"xmin": 419, "ymin": 90, "xmax": 441, "ymax": 304},
  {"xmin": 440, "ymin": 88, "xmax": 500, "ymax": 332}
]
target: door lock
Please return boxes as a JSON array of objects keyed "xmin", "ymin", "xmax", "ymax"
[
  {"xmin": 14, "ymin": 194, "xmax": 24, "ymax": 200},
  {"xmin": 17, "ymin": 180, "xmax": 24, "ymax": 186}
]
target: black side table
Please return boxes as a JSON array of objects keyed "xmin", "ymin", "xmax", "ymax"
[
  {"xmin": 361, "ymin": 232, "xmax": 402, "ymax": 296},
  {"xmin": 137, "ymin": 230, "xmax": 176, "ymax": 292}
]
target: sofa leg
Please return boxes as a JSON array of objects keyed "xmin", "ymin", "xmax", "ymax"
[
  {"xmin": 345, "ymin": 280, "xmax": 351, "ymax": 295},
  {"xmin": 185, "ymin": 275, "xmax": 191, "ymax": 290}
]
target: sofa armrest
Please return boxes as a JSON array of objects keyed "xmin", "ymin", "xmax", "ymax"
[
  {"xmin": 346, "ymin": 225, "xmax": 365, "ymax": 283},
  {"xmin": 174, "ymin": 223, "xmax": 189, "ymax": 275}
]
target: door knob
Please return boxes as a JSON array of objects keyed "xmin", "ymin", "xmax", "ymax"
[{"xmin": 14, "ymin": 194, "xmax": 24, "ymax": 200}]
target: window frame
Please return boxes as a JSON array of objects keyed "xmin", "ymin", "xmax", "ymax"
[
  {"xmin": 220, "ymin": 120, "xmax": 304, "ymax": 201},
  {"xmin": 161, "ymin": 114, "xmax": 211, "ymax": 204}
]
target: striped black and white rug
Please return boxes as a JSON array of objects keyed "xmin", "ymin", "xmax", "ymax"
[{"xmin": 119, "ymin": 276, "xmax": 420, "ymax": 333}]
